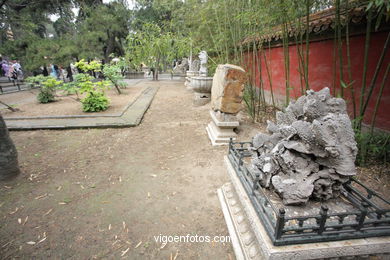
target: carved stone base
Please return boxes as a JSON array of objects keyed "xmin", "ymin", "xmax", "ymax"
[
  {"xmin": 206, "ymin": 110, "xmax": 239, "ymax": 146},
  {"xmin": 193, "ymin": 92, "xmax": 211, "ymax": 106},
  {"xmin": 218, "ymin": 156, "xmax": 390, "ymax": 260}
]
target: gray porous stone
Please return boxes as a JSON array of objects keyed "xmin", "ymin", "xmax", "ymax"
[{"xmin": 250, "ymin": 87, "xmax": 358, "ymax": 205}]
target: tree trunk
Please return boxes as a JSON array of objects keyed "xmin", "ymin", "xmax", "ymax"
[{"xmin": 0, "ymin": 115, "xmax": 20, "ymax": 180}]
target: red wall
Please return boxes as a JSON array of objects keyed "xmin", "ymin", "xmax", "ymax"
[{"xmin": 243, "ymin": 31, "xmax": 390, "ymax": 131}]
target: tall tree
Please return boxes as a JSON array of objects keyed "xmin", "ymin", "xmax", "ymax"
[{"xmin": 0, "ymin": 115, "xmax": 20, "ymax": 180}]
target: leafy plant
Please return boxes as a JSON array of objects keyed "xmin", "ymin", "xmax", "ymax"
[
  {"xmin": 102, "ymin": 60, "xmax": 127, "ymax": 94},
  {"xmin": 81, "ymin": 91, "xmax": 109, "ymax": 112},
  {"xmin": 36, "ymin": 77, "xmax": 62, "ymax": 103},
  {"xmin": 74, "ymin": 59, "xmax": 111, "ymax": 112},
  {"xmin": 75, "ymin": 59, "xmax": 102, "ymax": 73},
  {"xmin": 60, "ymin": 80, "xmax": 80, "ymax": 97},
  {"xmin": 25, "ymin": 75, "xmax": 47, "ymax": 88},
  {"xmin": 355, "ymin": 130, "xmax": 390, "ymax": 166}
]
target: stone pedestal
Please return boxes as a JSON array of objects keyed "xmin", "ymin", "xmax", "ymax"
[
  {"xmin": 194, "ymin": 92, "xmax": 211, "ymax": 106},
  {"xmin": 191, "ymin": 76, "xmax": 213, "ymax": 106},
  {"xmin": 218, "ymin": 156, "xmax": 390, "ymax": 260},
  {"xmin": 184, "ymin": 71, "xmax": 199, "ymax": 90},
  {"xmin": 206, "ymin": 110, "xmax": 239, "ymax": 146}
]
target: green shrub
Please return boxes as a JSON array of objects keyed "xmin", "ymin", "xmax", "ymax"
[
  {"xmin": 37, "ymin": 90, "xmax": 55, "ymax": 103},
  {"xmin": 25, "ymin": 75, "xmax": 47, "ymax": 88},
  {"xmin": 102, "ymin": 61, "xmax": 127, "ymax": 94},
  {"xmin": 36, "ymin": 77, "xmax": 62, "ymax": 103},
  {"xmin": 81, "ymin": 92, "xmax": 109, "ymax": 112}
]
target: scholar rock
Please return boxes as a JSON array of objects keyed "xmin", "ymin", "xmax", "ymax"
[
  {"xmin": 211, "ymin": 64, "xmax": 247, "ymax": 114},
  {"xmin": 249, "ymin": 88, "xmax": 357, "ymax": 205}
]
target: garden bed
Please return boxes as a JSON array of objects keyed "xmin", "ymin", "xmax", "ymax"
[{"xmin": 0, "ymin": 85, "xmax": 145, "ymax": 118}]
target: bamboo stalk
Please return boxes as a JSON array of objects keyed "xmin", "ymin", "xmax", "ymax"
[
  {"xmin": 358, "ymin": 7, "xmax": 373, "ymax": 129},
  {"xmin": 345, "ymin": 0, "xmax": 357, "ymax": 120},
  {"xmin": 282, "ymin": 21, "xmax": 290, "ymax": 105},
  {"xmin": 370, "ymin": 63, "xmax": 389, "ymax": 134},
  {"xmin": 361, "ymin": 31, "xmax": 390, "ymax": 116},
  {"xmin": 336, "ymin": 0, "xmax": 344, "ymax": 97},
  {"xmin": 262, "ymin": 48, "xmax": 276, "ymax": 107},
  {"xmin": 304, "ymin": 0, "xmax": 310, "ymax": 91}
]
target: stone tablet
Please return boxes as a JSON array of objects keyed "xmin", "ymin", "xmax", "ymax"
[{"xmin": 211, "ymin": 64, "xmax": 246, "ymax": 114}]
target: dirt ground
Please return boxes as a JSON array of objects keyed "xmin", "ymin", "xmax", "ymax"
[
  {"xmin": 0, "ymin": 83, "xmax": 144, "ymax": 117},
  {"xmin": 0, "ymin": 80, "xmax": 389, "ymax": 259},
  {"xmin": 0, "ymin": 80, "xmax": 239, "ymax": 259}
]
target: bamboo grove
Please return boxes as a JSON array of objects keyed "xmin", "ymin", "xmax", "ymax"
[{"xmin": 183, "ymin": 0, "xmax": 389, "ymax": 165}]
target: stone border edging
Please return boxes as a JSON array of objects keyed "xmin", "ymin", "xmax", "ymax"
[{"xmin": 5, "ymin": 86, "xmax": 159, "ymax": 130}]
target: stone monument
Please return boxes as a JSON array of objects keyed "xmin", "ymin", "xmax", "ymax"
[{"xmin": 206, "ymin": 64, "xmax": 246, "ymax": 145}]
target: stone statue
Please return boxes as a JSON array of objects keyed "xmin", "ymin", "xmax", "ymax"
[
  {"xmin": 190, "ymin": 59, "xmax": 200, "ymax": 72},
  {"xmin": 173, "ymin": 58, "xmax": 189, "ymax": 74},
  {"xmin": 199, "ymin": 51, "xmax": 208, "ymax": 76},
  {"xmin": 249, "ymin": 88, "xmax": 358, "ymax": 205}
]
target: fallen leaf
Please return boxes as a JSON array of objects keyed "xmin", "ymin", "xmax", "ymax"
[
  {"xmin": 57, "ymin": 186, "xmax": 62, "ymax": 191},
  {"xmin": 173, "ymin": 250, "xmax": 179, "ymax": 260},
  {"xmin": 9, "ymin": 207, "xmax": 19, "ymax": 214},
  {"xmin": 37, "ymin": 237, "xmax": 46, "ymax": 244},
  {"xmin": 121, "ymin": 247, "xmax": 129, "ymax": 256},
  {"xmin": 4, "ymin": 186, "xmax": 11, "ymax": 189},
  {"xmin": 43, "ymin": 209, "xmax": 53, "ymax": 216},
  {"xmin": 135, "ymin": 241, "xmax": 142, "ymax": 248},
  {"xmin": 2, "ymin": 240, "xmax": 13, "ymax": 248},
  {"xmin": 160, "ymin": 241, "xmax": 167, "ymax": 250},
  {"xmin": 35, "ymin": 193, "xmax": 48, "ymax": 200},
  {"xmin": 23, "ymin": 216, "xmax": 28, "ymax": 225},
  {"xmin": 26, "ymin": 241, "xmax": 36, "ymax": 245}
]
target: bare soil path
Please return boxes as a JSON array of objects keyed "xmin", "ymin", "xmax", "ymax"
[{"xmin": 0, "ymin": 80, "xmax": 238, "ymax": 259}]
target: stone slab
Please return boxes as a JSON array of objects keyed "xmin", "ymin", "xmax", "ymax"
[
  {"xmin": 5, "ymin": 86, "xmax": 159, "ymax": 130},
  {"xmin": 206, "ymin": 122, "xmax": 236, "ymax": 146},
  {"xmin": 208, "ymin": 120, "xmax": 237, "ymax": 138},
  {"xmin": 219, "ymin": 155, "xmax": 390, "ymax": 260},
  {"xmin": 210, "ymin": 110, "xmax": 239, "ymax": 128}
]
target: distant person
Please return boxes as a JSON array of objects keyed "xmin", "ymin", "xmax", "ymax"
[
  {"xmin": 66, "ymin": 65, "xmax": 73, "ymax": 81},
  {"xmin": 7, "ymin": 62, "xmax": 18, "ymax": 85},
  {"xmin": 1, "ymin": 62, "xmax": 9, "ymax": 79},
  {"xmin": 50, "ymin": 64, "xmax": 59, "ymax": 79},
  {"xmin": 12, "ymin": 60, "xmax": 23, "ymax": 80},
  {"xmin": 42, "ymin": 66, "xmax": 49, "ymax": 76},
  {"xmin": 70, "ymin": 62, "xmax": 78, "ymax": 75}
]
